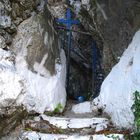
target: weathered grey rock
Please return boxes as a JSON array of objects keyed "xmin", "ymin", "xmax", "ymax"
[
  {"xmin": 93, "ymin": 29, "xmax": 140, "ymax": 129},
  {"xmin": 0, "ymin": 106, "xmax": 28, "ymax": 138},
  {"xmin": 74, "ymin": 0, "xmax": 140, "ymax": 74},
  {"xmin": 12, "ymin": 9, "xmax": 58, "ymax": 74},
  {"xmin": 0, "ymin": 0, "xmax": 11, "ymax": 28},
  {"xmin": 47, "ymin": 2, "xmax": 67, "ymax": 18},
  {"xmin": 0, "ymin": 0, "xmax": 44, "ymax": 47},
  {"xmin": 0, "ymin": 1, "xmax": 66, "ymax": 137},
  {"xmin": 0, "ymin": 36, "xmax": 7, "ymax": 49},
  {"xmin": 11, "ymin": 5, "xmax": 66, "ymax": 113},
  {"xmin": 0, "ymin": 29, "xmax": 12, "ymax": 45},
  {"xmin": 11, "ymin": 0, "xmax": 40, "ymax": 22}
]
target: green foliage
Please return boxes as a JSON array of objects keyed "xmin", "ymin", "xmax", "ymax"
[
  {"xmin": 25, "ymin": 128, "xmax": 32, "ymax": 131},
  {"xmin": 53, "ymin": 103, "xmax": 63, "ymax": 114},
  {"xmin": 131, "ymin": 91, "xmax": 140, "ymax": 140},
  {"xmin": 45, "ymin": 111, "xmax": 54, "ymax": 116},
  {"xmin": 106, "ymin": 134, "xmax": 120, "ymax": 140},
  {"xmin": 57, "ymin": 127, "xmax": 64, "ymax": 134},
  {"xmin": 44, "ymin": 103, "xmax": 63, "ymax": 116}
]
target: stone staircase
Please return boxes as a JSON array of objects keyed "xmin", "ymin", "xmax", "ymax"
[
  {"xmin": 21, "ymin": 132, "xmax": 124, "ymax": 140},
  {"xmin": 19, "ymin": 101, "xmax": 125, "ymax": 140}
]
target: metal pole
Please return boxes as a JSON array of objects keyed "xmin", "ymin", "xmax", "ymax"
[
  {"xmin": 66, "ymin": 30, "xmax": 72, "ymax": 94},
  {"xmin": 92, "ymin": 41, "xmax": 97, "ymax": 98}
]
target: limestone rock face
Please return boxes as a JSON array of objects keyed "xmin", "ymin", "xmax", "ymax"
[
  {"xmin": 0, "ymin": 36, "xmax": 7, "ymax": 49},
  {"xmin": 0, "ymin": 1, "xmax": 66, "ymax": 114},
  {"xmin": 0, "ymin": 49, "xmax": 25, "ymax": 113},
  {"xmin": 0, "ymin": 0, "xmax": 11, "ymax": 28},
  {"xmin": 73, "ymin": 0, "xmax": 140, "ymax": 74},
  {"xmin": 0, "ymin": 0, "xmax": 43, "ymax": 47},
  {"xmin": 11, "ymin": 7, "xmax": 66, "ymax": 113},
  {"xmin": 93, "ymin": 29, "xmax": 140, "ymax": 129},
  {"xmin": 0, "ymin": 1, "xmax": 66, "ymax": 137}
]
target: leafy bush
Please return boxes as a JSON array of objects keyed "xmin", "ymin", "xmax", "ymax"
[{"xmin": 131, "ymin": 91, "xmax": 140, "ymax": 140}]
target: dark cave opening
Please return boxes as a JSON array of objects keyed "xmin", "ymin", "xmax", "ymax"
[{"xmin": 56, "ymin": 24, "xmax": 104, "ymax": 102}]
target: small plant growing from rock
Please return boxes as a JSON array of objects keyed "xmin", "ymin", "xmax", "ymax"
[
  {"xmin": 107, "ymin": 134, "xmax": 120, "ymax": 140},
  {"xmin": 54, "ymin": 103, "xmax": 63, "ymax": 114},
  {"xmin": 44, "ymin": 103, "xmax": 63, "ymax": 116},
  {"xmin": 131, "ymin": 91, "xmax": 140, "ymax": 140}
]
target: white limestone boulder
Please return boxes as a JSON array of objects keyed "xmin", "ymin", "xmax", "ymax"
[
  {"xmin": 93, "ymin": 29, "xmax": 140, "ymax": 128},
  {"xmin": 0, "ymin": 48, "xmax": 25, "ymax": 113},
  {"xmin": 72, "ymin": 101, "xmax": 92, "ymax": 114},
  {"xmin": 12, "ymin": 12, "xmax": 66, "ymax": 114},
  {"xmin": 0, "ymin": 7, "xmax": 66, "ymax": 115}
]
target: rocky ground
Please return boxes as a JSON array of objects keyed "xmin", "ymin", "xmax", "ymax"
[{"xmin": 1, "ymin": 101, "xmax": 128, "ymax": 140}]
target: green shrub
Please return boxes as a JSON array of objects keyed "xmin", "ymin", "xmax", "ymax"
[
  {"xmin": 131, "ymin": 91, "xmax": 140, "ymax": 140},
  {"xmin": 54, "ymin": 103, "xmax": 63, "ymax": 113}
]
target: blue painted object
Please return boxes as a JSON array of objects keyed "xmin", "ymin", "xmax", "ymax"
[
  {"xmin": 92, "ymin": 41, "xmax": 97, "ymax": 71},
  {"xmin": 56, "ymin": 9, "xmax": 104, "ymax": 99},
  {"xmin": 56, "ymin": 8, "xmax": 80, "ymax": 94},
  {"xmin": 56, "ymin": 8, "xmax": 80, "ymax": 30},
  {"xmin": 92, "ymin": 41, "xmax": 104, "ymax": 98},
  {"xmin": 77, "ymin": 96, "xmax": 85, "ymax": 103}
]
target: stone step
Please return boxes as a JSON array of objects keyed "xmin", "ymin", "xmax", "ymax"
[
  {"xmin": 21, "ymin": 131, "xmax": 124, "ymax": 140},
  {"xmin": 40, "ymin": 114, "xmax": 109, "ymax": 130},
  {"xmin": 20, "ymin": 102, "xmax": 124, "ymax": 140},
  {"xmin": 63, "ymin": 101, "xmax": 96, "ymax": 118},
  {"xmin": 64, "ymin": 101, "xmax": 105, "ymax": 118},
  {"xmin": 71, "ymin": 101, "xmax": 93, "ymax": 114}
]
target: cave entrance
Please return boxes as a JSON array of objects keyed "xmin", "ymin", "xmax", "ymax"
[{"xmin": 55, "ymin": 9, "xmax": 104, "ymax": 102}]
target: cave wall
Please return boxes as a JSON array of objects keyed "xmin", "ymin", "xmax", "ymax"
[
  {"xmin": 73, "ymin": 0, "xmax": 140, "ymax": 74},
  {"xmin": 50, "ymin": 0, "xmax": 140, "ymax": 98}
]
